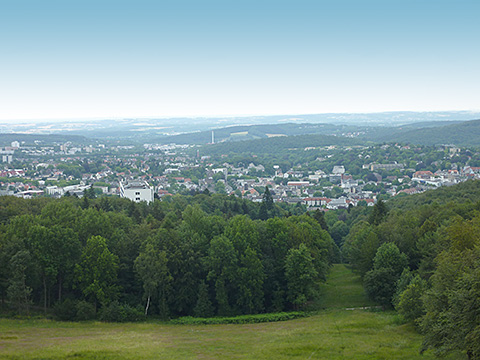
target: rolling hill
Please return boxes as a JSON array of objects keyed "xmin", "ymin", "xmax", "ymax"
[
  {"xmin": 0, "ymin": 133, "xmax": 90, "ymax": 147},
  {"xmin": 361, "ymin": 119, "xmax": 480, "ymax": 146},
  {"xmin": 201, "ymin": 133, "xmax": 361, "ymax": 156}
]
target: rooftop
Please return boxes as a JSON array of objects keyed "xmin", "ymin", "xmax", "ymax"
[{"xmin": 122, "ymin": 181, "xmax": 151, "ymax": 190}]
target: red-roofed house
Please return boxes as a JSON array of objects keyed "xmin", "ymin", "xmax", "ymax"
[{"xmin": 413, "ymin": 171, "xmax": 434, "ymax": 180}]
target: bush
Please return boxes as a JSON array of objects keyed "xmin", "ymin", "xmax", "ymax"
[
  {"xmin": 75, "ymin": 300, "xmax": 96, "ymax": 321},
  {"xmin": 54, "ymin": 298, "xmax": 77, "ymax": 321},
  {"xmin": 170, "ymin": 312, "xmax": 307, "ymax": 325},
  {"xmin": 99, "ymin": 301, "xmax": 144, "ymax": 322}
]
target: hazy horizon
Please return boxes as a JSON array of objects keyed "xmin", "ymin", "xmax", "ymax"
[
  {"xmin": 0, "ymin": 110, "xmax": 480, "ymax": 126},
  {"xmin": 1, "ymin": 0, "xmax": 479, "ymax": 121}
]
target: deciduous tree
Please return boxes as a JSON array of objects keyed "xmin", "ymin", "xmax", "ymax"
[{"xmin": 75, "ymin": 236, "xmax": 119, "ymax": 310}]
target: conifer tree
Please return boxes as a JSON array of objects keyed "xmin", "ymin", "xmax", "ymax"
[{"xmin": 263, "ymin": 186, "xmax": 274, "ymax": 211}]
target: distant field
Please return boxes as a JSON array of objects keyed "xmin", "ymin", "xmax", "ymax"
[
  {"xmin": 230, "ymin": 131, "xmax": 248, "ymax": 136},
  {"xmin": 265, "ymin": 133, "xmax": 287, "ymax": 138},
  {"xmin": 0, "ymin": 265, "xmax": 465, "ymax": 360}
]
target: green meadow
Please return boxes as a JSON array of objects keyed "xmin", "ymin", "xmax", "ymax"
[{"xmin": 0, "ymin": 265, "xmax": 465, "ymax": 359}]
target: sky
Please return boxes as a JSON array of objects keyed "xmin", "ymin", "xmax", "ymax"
[{"xmin": 1, "ymin": 0, "xmax": 479, "ymax": 122}]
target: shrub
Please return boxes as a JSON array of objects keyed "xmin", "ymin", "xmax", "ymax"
[
  {"xmin": 54, "ymin": 298, "xmax": 77, "ymax": 321},
  {"xmin": 170, "ymin": 312, "xmax": 307, "ymax": 325},
  {"xmin": 75, "ymin": 300, "xmax": 96, "ymax": 321},
  {"xmin": 99, "ymin": 301, "xmax": 144, "ymax": 322}
]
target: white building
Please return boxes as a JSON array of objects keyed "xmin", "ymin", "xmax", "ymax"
[
  {"xmin": 120, "ymin": 181, "xmax": 154, "ymax": 203},
  {"xmin": 332, "ymin": 166, "xmax": 345, "ymax": 175},
  {"xmin": 2, "ymin": 155, "xmax": 13, "ymax": 164},
  {"xmin": 326, "ymin": 197, "xmax": 348, "ymax": 210}
]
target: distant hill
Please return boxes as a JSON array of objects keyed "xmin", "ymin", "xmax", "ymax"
[
  {"xmin": 201, "ymin": 133, "xmax": 361, "ymax": 156},
  {"xmin": 0, "ymin": 133, "xmax": 89, "ymax": 146},
  {"xmin": 157, "ymin": 122, "xmax": 367, "ymax": 145},
  {"xmin": 361, "ymin": 119, "xmax": 480, "ymax": 146},
  {"xmin": 159, "ymin": 118, "xmax": 480, "ymax": 147},
  {"xmin": 4, "ymin": 116, "xmax": 480, "ymax": 148}
]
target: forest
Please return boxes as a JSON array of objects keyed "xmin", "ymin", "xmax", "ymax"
[
  {"xmin": 340, "ymin": 180, "xmax": 480, "ymax": 359},
  {"xmin": 2, "ymin": 180, "xmax": 480, "ymax": 359},
  {"xmin": 0, "ymin": 191, "xmax": 336, "ymax": 321}
]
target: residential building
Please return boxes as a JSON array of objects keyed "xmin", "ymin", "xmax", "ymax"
[{"xmin": 120, "ymin": 180, "xmax": 154, "ymax": 203}]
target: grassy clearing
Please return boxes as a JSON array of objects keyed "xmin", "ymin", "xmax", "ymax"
[
  {"xmin": 0, "ymin": 264, "xmax": 466, "ymax": 359},
  {"xmin": 0, "ymin": 312, "xmax": 463, "ymax": 359},
  {"xmin": 316, "ymin": 264, "xmax": 377, "ymax": 309}
]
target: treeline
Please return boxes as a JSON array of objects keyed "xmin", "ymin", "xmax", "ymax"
[
  {"xmin": 340, "ymin": 180, "xmax": 480, "ymax": 359},
  {"xmin": 0, "ymin": 193, "xmax": 337, "ymax": 321}
]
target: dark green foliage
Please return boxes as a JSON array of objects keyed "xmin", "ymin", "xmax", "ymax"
[
  {"xmin": 372, "ymin": 242, "xmax": 408, "ymax": 274},
  {"xmin": 342, "ymin": 221, "xmax": 379, "ymax": 277},
  {"xmin": 396, "ymin": 275, "xmax": 426, "ymax": 322},
  {"xmin": 6, "ymin": 251, "xmax": 32, "ymax": 315},
  {"xmin": 312, "ymin": 209, "xmax": 328, "ymax": 231},
  {"xmin": 75, "ymin": 300, "xmax": 96, "ymax": 321},
  {"xmin": 236, "ymin": 246, "xmax": 265, "ymax": 314},
  {"xmin": 171, "ymin": 312, "xmax": 307, "ymax": 325},
  {"xmin": 390, "ymin": 179, "xmax": 480, "ymax": 210},
  {"xmin": 193, "ymin": 280, "xmax": 214, "ymax": 318},
  {"xmin": 285, "ymin": 244, "xmax": 318, "ymax": 308},
  {"xmin": 258, "ymin": 201, "xmax": 268, "ymax": 220},
  {"xmin": 214, "ymin": 278, "xmax": 232, "ymax": 316},
  {"xmin": 369, "ymin": 199, "xmax": 388, "ymax": 225},
  {"xmin": 84, "ymin": 187, "xmax": 96, "ymax": 200},
  {"xmin": 392, "ymin": 268, "xmax": 414, "ymax": 308},
  {"xmin": 263, "ymin": 186, "xmax": 274, "ymax": 211},
  {"xmin": 54, "ymin": 298, "xmax": 77, "ymax": 321},
  {"xmin": 363, "ymin": 243, "xmax": 408, "ymax": 307},
  {"xmin": 364, "ymin": 267, "xmax": 398, "ymax": 307},
  {"xmin": 0, "ymin": 193, "xmax": 335, "ymax": 321},
  {"xmin": 75, "ymin": 236, "xmax": 119, "ymax": 308},
  {"xmin": 420, "ymin": 243, "xmax": 480, "ymax": 358},
  {"xmin": 99, "ymin": 301, "xmax": 144, "ymax": 322},
  {"xmin": 134, "ymin": 243, "xmax": 171, "ymax": 316},
  {"xmin": 340, "ymin": 180, "xmax": 480, "ymax": 358},
  {"xmin": 329, "ymin": 220, "xmax": 348, "ymax": 247}
]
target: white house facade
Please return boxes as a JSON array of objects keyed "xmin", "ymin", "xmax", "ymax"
[{"xmin": 120, "ymin": 181, "xmax": 154, "ymax": 203}]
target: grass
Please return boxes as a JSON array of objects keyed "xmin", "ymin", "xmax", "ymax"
[
  {"xmin": 316, "ymin": 264, "xmax": 377, "ymax": 309},
  {"xmin": 0, "ymin": 264, "xmax": 466, "ymax": 360}
]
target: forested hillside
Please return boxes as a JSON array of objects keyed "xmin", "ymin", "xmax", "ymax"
[
  {"xmin": 340, "ymin": 180, "xmax": 480, "ymax": 358},
  {"xmin": 202, "ymin": 134, "xmax": 360, "ymax": 156},
  {"xmin": 160, "ymin": 123, "xmax": 362, "ymax": 145},
  {"xmin": 0, "ymin": 193, "xmax": 336, "ymax": 321},
  {"xmin": 361, "ymin": 119, "xmax": 480, "ymax": 146}
]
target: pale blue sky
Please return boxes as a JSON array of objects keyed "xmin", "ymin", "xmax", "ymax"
[{"xmin": 1, "ymin": 0, "xmax": 479, "ymax": 121}]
